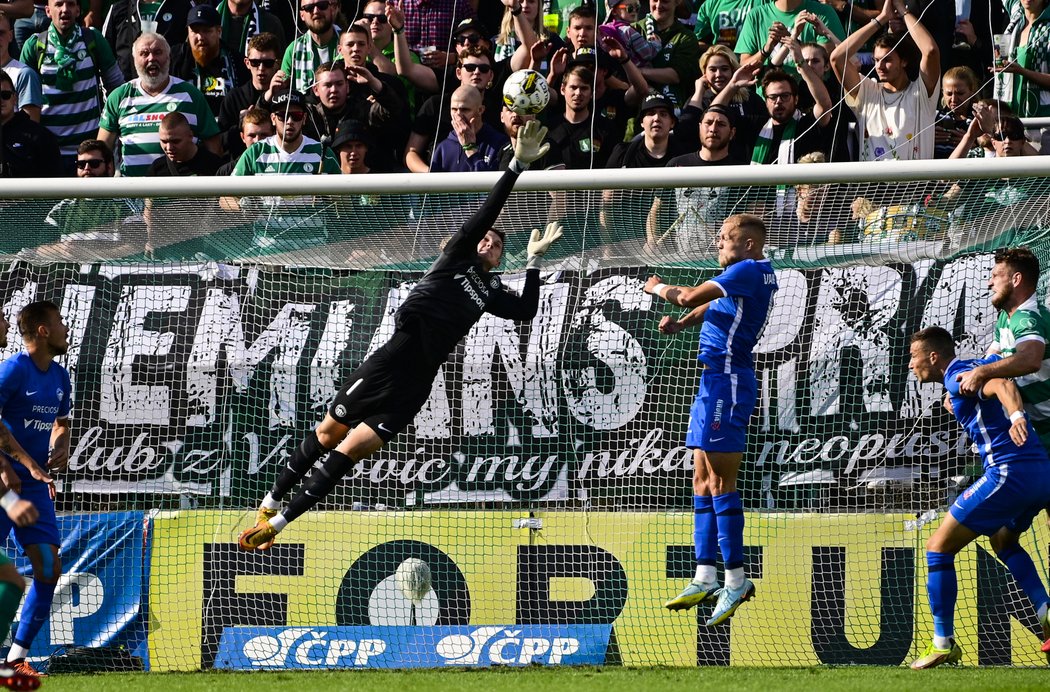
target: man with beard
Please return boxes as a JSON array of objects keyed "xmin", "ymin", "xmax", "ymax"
[
  {"xmin": 98, "ymin": 33, "xmax": 221, "ymax": 176},
  {"xmin": 279, "ymin": 0, "xmax": 339, "ymax": 95},
  {"xmin": 217, "ymin": 0, "xmax": 284, "ymax": 60},
  {"xmin": 647, "ymin": 105, "xmax": 745, "ymax": 254},
  {"xmin": 831, "ymin": 0, "xmax": 940, "ymax": 161},
  {"xmin": 0, "ymin": 301, "xmax": 71, "ymax": 679},
  {"xmin": 171, "ymin": 5, "xmax": 249, "ymax": 117},
  {"xmin": 21, "ymin": 0, "xmax": 123, "ymax": 172},
  {"xmin": 219, "ymin": 31, "xmax": 280, "ymax": 159},
  {"xmin": 331, "ymin": 25, "xmax": 407, "ymax": 173},
  {"xmin": 103, "ymin": 0, "xmax": 192, "ymax": 80},
  {"xmin": 497, "ymin": 105, "xmax": 539, "ymax": 170}
]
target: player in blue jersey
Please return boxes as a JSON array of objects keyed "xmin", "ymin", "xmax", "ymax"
[
  {"xmin": 644, "ymin": 213, "xmax": 777, "ymax": 627},
  {"xmin": 908, "ymin": 326, "xmax": 1050, "ymax": 669},
  {"xmin": 0, "ymin": 301, "xmax": 71, "ymax": 679}
]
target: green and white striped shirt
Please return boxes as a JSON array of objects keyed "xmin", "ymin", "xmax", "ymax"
[
  {"xmin": 99, "ymin": 77, "xmax": 220, "ymax": 177},
  {"xmin": 232, "ymin": 134, "xmax": 339, "ymax": 176},
  {"xmin": 280, "ymin": 31, "xmax": 340, "ymax": 95},
  {"xmin": 990, "ymin": 293, "xmax": 1050, "ymax": 443},
  {"xmin": 21, "ymin": 25, "xmax": 123, "ymax": 157}
]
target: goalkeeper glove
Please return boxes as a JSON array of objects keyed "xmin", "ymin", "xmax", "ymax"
[
  {"xmin": 512, "ymin": 120, "xmax": 550, "ymax": 171},
  {"xmin": 526, "ymin": 222, "xmax": 563, "ymax": 269}
]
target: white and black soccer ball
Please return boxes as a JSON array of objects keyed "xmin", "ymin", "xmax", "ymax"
[
  {"xmin": 395, "ymin": 558, "xmax": 432, "ymax": 604},
  {"xmin": 502, "ymin": 69, "xmax": 551, "ymax": 116}
]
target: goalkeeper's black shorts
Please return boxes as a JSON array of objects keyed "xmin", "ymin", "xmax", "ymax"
[{"xmin": 328, "ymin": 329, "xmax": 436, "ymax": 442}]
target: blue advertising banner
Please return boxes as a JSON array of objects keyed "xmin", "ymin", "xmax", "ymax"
[
  {"xmin": 215, "ymin": 624, "xmax": 612, "ymax": 669},
  {"xmin": 3, "ymin": 511, "xmax": 150, "ymax": 668}
]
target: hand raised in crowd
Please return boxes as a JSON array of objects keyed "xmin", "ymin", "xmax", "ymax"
[
  {"xmin": 549, "ymin": 46, "xmax": 570, "ymax": 79},
  {"xmin": 797, "ymin": 10, "xmax": 830, "ymax": 38},
  {"xmin": 530, "ymin": 39, "xmax": 552, "ymax": 71},
  {"xmin": 728, "ymin": 61, "xmax": 761, "ymax": 90},
  {"xmin": 265, "ymin": 70, "xmax": 289, "ymax": 101},
  {"xmin": 766, "ymin": 21, "xmax": 789, "ymax": 48},
  {"xmin": 956, "ymin": 19, "xmax": 977, "ymax": 46},
  {"xmin": 345, "ymin": 64, "xmax": 382, "ymax": 92},
  {"xmin": 385, "ymin": 1, "xmax": 405, "ymax": 31},
  {"xmin": 601, "ymin": 35, "xmax": 628, "ymax": 64}
]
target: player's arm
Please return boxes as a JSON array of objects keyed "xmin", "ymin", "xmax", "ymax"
[
  {"xmin": 981, "ymin": 377, "xmax": 1029, "ymax": 446},
  {"xmin": 956, "ymin": 340, "xmax": 1043, "ymax": 396},
  {"xmin": 446, "ymin": 121, "xmax": 550, "ymax": 251},
  {"xmin": 486, "ymin": 223, "xmax": 563, "ymax": 322},
  {"xmin": 0, "ymin": 459, "xmax": 36, "ymax": 527},
  {"xmin": 660, "ymin": 304, "xmax": 711, "ymax": 334},
  {"xmin": 643, "ymin": 274, "xmax": 724, "ymax": 309},
  {"xmin": 48, "ymin": 416, "xmax": 71, "ymax": 472},
  {"xmin": 0, "ymin": 424, "xmax": 52, "ymax": 486}
]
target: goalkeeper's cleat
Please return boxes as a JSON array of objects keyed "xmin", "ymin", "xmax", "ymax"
[
  {"xmin": 705, "ymin": 578, "xmax": 755, "ymax": 626},
  {"xmin": 238, "ymin": 519, "xmax": 279, "ymax": 551},
  {"xmin": 4, "ymin": 661, "xmax": 43, "ymax": 683},
  {"xmin": 910, "ymin": 639, "xmax": 963, "ymax": 669},
  {"xmin": 1040, "ymin": 609, "xmax": 1050, "ymax": 656},
  {"xmin": 0, "ymin": 666, "xmax": 40, "ymax": 691},
  {"xmin": 664, "ymin": 580, "xmax": 721, "ymax": 611},
  {"xmin": 252, "ymin": 507, "xmax": 279, "ymax": 550}
]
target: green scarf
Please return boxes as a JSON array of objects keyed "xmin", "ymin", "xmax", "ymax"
[
  {"xmin": 751, "ymin": 109, "xmax": 801, "ymax": 167},
  {"xmin": 47, "ymin": 24, "xmax": 82, "ymax": 92}
]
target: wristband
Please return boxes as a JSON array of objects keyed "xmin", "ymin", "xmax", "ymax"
[
  {"xmin": 0, "ymin": 490, "xmax": 19, "ymax": 511},
  {"xmin": 1010, "ymin": 411, "xmax": 1026, "ymax": 423},
  {"xmin": 871, "ymin": 16, "xmax": 884, "ymax": 28},
  {"xmin": 462, "ymin": 143, "xmax": 477, "ymax": 152},
  {"xmin": 759, "ymin": 46, "xmax": 771, "ymax": 58},
  {"xmin": 651, "ymin": 282, "xmax": 668, "ymax": 298},
  {"xmin": 392, "ymin": 25, "xmax": 403, "ymax": 34}
]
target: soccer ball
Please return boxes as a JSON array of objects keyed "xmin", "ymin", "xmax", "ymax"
[
  {"xmin": 503, "ymin": 69, "xmax": 551, "ymax": 115},
  {"xmin": 395, "ymin": 558, "xmax": 432, "ymax": 604}
]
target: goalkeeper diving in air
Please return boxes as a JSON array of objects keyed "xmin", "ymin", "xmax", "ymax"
[{"xmin": 239, "ymin": 121, "xmax": 561, "ymax": 550}]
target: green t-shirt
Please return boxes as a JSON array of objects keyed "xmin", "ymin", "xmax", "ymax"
[
  {"xmin": 991, "ymin": 295, "xmax": 1050, "ymax": 440},
  {"xmin": 695, "ymin": 0, "xmax": 759, "ymax": 49},
  {"xmin": 734, "ymin": 0, "xmax": 845, "ymax": 75},
  {"xmin": 630, "ymin": 17, "xmax": 701, "ymax": 105}
]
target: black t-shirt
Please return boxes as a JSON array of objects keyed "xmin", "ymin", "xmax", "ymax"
[
  {"xmin": 145, "ymin": 148, "xmax": 225, "ymax": 176},
  {"xmin": 395, "ymin": 168, "xmax": 540, "ymax": 372},
  {"xmin": 543, "ymin": 112, "xmax": 611, "ymax": 169},
  {"xmin": 594, "ymin": 88, "xmax": 630, "ymax": 149},
  {"xmin": 606, "ymin": 136, "xmax": 681, "ymax": 169},
  {"xmin": 170, "ymin": 44, "xmax": 249, "ymax": 117}
]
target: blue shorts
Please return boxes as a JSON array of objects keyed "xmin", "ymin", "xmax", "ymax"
[
  {"xmin": 685, "ymin": 370, "xmax": 757, "ymax": 453},
  {"xmin": 0, "ymin": 479, "xmax": 59, "ymax": 551},
  {"xmin": 950, "ymin": 461, "xmax": 1050, "ymax": 536}
]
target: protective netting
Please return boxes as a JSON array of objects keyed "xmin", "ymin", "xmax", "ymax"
[{"xmin": 1, "ymin": 166, "xmax": 1050, "ymax": 671}]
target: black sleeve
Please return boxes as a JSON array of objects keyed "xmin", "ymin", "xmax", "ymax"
[
  {"xmin": 486, "ymin": 268, "xmax": 540, "ymax": 321},
  {"xmin": 442, "ymin": 166, "xmax": 521, "ymax": 256}
]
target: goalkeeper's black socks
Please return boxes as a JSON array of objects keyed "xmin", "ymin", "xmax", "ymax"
[
  {"xmin": 269, "ymin": 431, "xmax": 328, "ymax": 503},
  {"xmin": 281, "ymin": 449, "xmax": 356, "ymax": 523}
]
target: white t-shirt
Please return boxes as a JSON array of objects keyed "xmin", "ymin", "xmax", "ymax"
[{"xmin": 847, "ymin": 76, "xmax": 939, "ymax": 162}]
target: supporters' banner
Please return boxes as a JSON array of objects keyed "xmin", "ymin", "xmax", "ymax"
[
  {"xmin": 147, "ymin": 510, "xmax": 1050, "ymax": 671},
  {"xmin": 2, "ymin": 512, "xmax": 150, "ymax": 668},
  {"xmin": 0, "ymin": 255, "xmax": 999, "ymax": 507}
]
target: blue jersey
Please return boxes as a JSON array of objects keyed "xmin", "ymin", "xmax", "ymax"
[
  {"xmin": 0, "ymin": 352, "xmax": 72, "ymax": 482},
  {"xmin": 944, "ymin": 355, "xmax": 1049, "ymax": 469},
  {"xmin": 698, "ymin": 258, "xmax": 777, "ymax": 372}
]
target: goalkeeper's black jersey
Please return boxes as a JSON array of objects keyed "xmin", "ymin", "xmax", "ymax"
[{"xmin": 394, "ymin": 168, "xmax": 540, "ymax": 372}]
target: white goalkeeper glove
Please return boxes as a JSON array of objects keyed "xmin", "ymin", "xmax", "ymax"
[
  {"xmin": 512, "ymin": 120, "xmax": 550, "ymax": 171},
  {"xmin": 526, "ymin": 222, "xmax": 563, "ymax": 269}
]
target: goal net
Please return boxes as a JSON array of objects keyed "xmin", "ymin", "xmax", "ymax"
[{"xmin": 2, "ymin": 159, "xmax": 1050, "ymax": 671}]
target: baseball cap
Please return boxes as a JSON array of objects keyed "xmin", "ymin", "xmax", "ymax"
[
  {"xmin": 330, "ymin": 119, "xmax": 371, "ymax": 149},
  {"xmin": 268, "ymin": 88, "xmax": 307, "ymax": 111},
  {"xmin": 567, "ymin": 46, "xmax": 617, "ymax": 73},
  {"xmin": 454, "ymin": 17, "xmax": 489, "ymax": 37},
  {"xmin": 638, "ymin": 93, "xmax": 675, "ymax": 119},
  {"xmin": 187, "ymin": 4, "xmax": 221, "ymax": 27}
]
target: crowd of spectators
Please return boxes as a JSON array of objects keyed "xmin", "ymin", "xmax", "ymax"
[{"xmin": 0, "ymin": 0, "xmax": 1045, "ymax": 252}]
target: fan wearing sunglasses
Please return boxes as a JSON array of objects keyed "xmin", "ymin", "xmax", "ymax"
[
  {"xmin": 0, "ymin": 68, "xmax": 61, "ymax": 178},
  {"xmin": 219, "ymin": 31, "xmax": 281, "ymax": 159},
  {"xmin": 406, "ymin": 46, "xmax": 504, "ymax": 173},
  {"xmin": 233, "ymin": 87, "xmax": 338, "ymax": 176},
  {"xmin": 279, "ymin": 0, "xmax": 340, "ymax": 94}
]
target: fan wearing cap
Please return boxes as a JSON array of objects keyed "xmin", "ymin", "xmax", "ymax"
[
  {"xmin": 647, "ymin": 105, "xmax": 746, "ymax": 253},
  {"xmin": 171, "ymin": 5, "xmax": 249, "ymax": 117},
  {"xmin": 233, "ymin": 87, "xmax": 338, "ymax": 176},
  {"xmin": 430, "ymin": 85, "xmax": 509, "ymax": 172},
  {"xmin": 98, "ymin": 33, "xmax": 222, "ymax": 177}
]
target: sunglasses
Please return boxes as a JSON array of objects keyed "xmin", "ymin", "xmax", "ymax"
[
  {"xmin": 991, "ymin": 131, "xmax": 1023, "ymax": 141},
  {"xmin": 455, "ymin": 33, "xmax": 483, "ymax": 45},
  {"xmin": 361, "ymin": 12, "xmax": 387, "ymax": 23},
  {"xmin": 274, "ymin": 110, "xmax": 307, "ymax": 122},
  {"xmin": 75, "ymin": 158, "xmax": 105, "ymax": 170},
  {"xmin": 0, "ymin": 90, "xmax": 13, "ymax": 101},
  {"xmin": 617, "ymin": 3, "xmax": 640, "ymax": 11},
  {"xmin": 459, "ymin": 63, "xmax": 492, "ymax": 73},
  {"xmin": 301, "ymin": 1, "xmax": 331, "ymax": 12},
  {"xmin": 247, "ymin": 57, "xmax": 277, "ymax": 68}
]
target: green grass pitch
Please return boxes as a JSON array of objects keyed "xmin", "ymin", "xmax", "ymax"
[{"xmin": 40, "ymin": 667, "xmax": 1050, "ymax": 692}]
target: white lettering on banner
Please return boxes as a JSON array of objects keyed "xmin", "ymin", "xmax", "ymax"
[
  {"xmin": 100, "ymin": 285, "xmax": 191, "ymax": 426},
  {"xmin": 68, "ymin": 427, "xmax": 167, "ymax": 474},
  {"xmin": 242, "ymin": 628, "xmax": 386, "ymax": 667},
  {"xmin": 435, "ymin": 627, "xmax": 580, "ymax": 665},
  {"xmin": 49, "ymin": 572, "xmax": 104, "ymax": 645}
]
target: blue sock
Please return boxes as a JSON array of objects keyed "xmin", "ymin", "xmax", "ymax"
[
  {"xmin": 927, "ymin": 551, "xmax": 957, "ymax": 640},
  {"xmin": 12, "ymin": 579, "xmax": 56, "ymax": 652},
  {"xmin": 713, "ymin": 491, "xmax": 745, "ymax": 571},
  {"xmin": 693, "ymin": 495, "xmax": 717, "ymax": 575},
  {"xmin": 997, "ymin": 544, "xmax": 1050, "ymax": 612}
]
